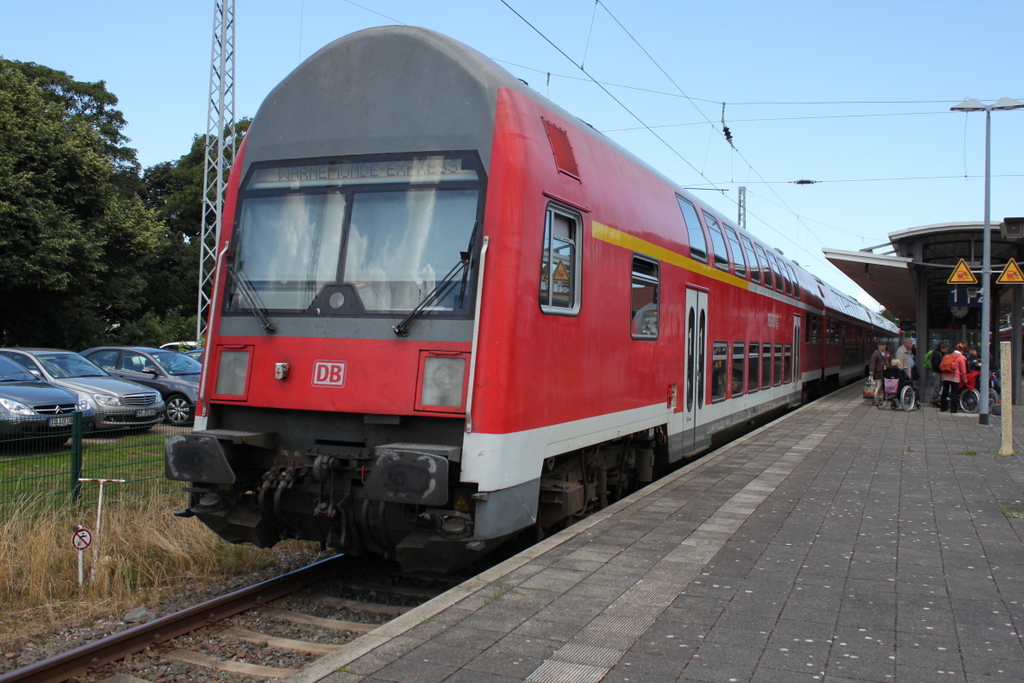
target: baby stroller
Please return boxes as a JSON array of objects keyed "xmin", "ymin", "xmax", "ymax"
[{"xmin": 877, "ymin": 366, "xmax": 916, "ymax": 411}]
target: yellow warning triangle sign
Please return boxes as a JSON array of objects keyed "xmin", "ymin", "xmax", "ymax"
[
  {"xmin": 998, "ymin": 258, "xmax": 1024, "ymax": 284},
  {"xmin": 552, "ymin": 261, "xmax": 570, "ymax": 281},
  {"xmin": 947, "ymin": 258, "xmax": 978, "ymax": 285}
]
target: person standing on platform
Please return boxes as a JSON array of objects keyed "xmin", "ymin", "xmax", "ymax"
[
  {"xmin": 939, "ymin": 343, "xmax": 968, "ymax": 413},
  {"xmin": 869, "ymin": 341, "xmax": 889, "ymax": 404},
  {"xmin": 895, "ymin": 338, "xmax": 917, "ymax": 387}
]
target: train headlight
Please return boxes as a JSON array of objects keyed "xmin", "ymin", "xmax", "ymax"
[
  {"xmin": 213, "ymin": 347, "xmax": 251, "ymax": 398},
  {"xmin": 418, "ymin": 354, "xmax": 467, "ymax": 410}
]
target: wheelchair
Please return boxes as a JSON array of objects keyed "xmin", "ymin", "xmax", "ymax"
[{"xmin": 875, "ymin": 372, "xmax": 917, "ymax": 412}]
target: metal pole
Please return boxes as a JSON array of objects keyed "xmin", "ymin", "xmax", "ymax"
[{"xmin": 980, "ymin": 109, "xmax": 992, "ymax": 425}]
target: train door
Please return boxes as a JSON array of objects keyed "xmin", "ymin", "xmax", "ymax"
[
  {"xmin": 682, "ymin": 288, "xmax": 709, "ymax": 454},
  {"xmin": 793, "ymin": 314, "xmax": 802, "ymax": 396}
]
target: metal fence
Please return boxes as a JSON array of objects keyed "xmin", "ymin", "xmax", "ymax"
[{"xmin": 0, "ymin": 412, "xmax": 191, "ymax": 513}]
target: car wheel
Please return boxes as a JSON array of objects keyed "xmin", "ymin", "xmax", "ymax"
[{"xmin": 165, "ymin": 395, "xmax": 193, "ymax": 424}]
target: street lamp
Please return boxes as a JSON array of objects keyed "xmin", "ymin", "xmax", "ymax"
[{"xmin": 950, "ymin": 97, "xmax": 1024, "ymax": 425}]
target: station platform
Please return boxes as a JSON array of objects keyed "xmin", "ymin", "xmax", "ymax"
[{"xmin": 290, "ymin": 384, "xmax": 1024, "ymax": 683}]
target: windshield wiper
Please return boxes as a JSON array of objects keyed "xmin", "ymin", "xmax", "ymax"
[
  {"xmin": 226, "ymin": 263, "xmax": 277, "ymax": 333},
  {"xmin": 393, "ymin": 230, "xmax": 476, "ymax": 337}
]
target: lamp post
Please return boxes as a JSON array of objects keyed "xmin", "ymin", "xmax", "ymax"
[{"xmin": 950, "ymin": 97, "xmax": 1024, "ymax": 425}]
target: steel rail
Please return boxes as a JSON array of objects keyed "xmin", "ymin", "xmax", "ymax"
[{"xmin": 0, "ymin": 554, "xmax": 349, "ymax": 683}]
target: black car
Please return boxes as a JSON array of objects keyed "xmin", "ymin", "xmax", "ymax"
[
  {"xmin": 0, "ymin": 355, "xmax": 93, "ymax": 448},
  {"xmin": 80, "ymin": 346, "xmax": 200, "ymax": 425}
]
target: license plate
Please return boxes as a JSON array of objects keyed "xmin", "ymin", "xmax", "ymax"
[
  {"xmin": 135, "ymin": 409, "xmax": 157, "ymax": 418},
  {"xmin": 48, "ymin": 416, "xmax": 73, "ymax": 427}
]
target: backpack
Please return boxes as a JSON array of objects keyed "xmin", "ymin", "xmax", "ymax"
[
  {"xmin": 923, "ymin": 349, "xmax": 934, "ymax": 370},
  {"xmin": 939, "ymin": 353, "xmax": 956, "ymax": 374}
]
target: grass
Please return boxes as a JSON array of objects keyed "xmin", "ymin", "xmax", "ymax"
[
  {"xmin": 486, "ymin": 575, "xmax": 518, "ymax": 603},
  {"xmin": 998, "ymin": 501, "xmax": 1024, "ymax": 519},
  {"xmin": 0, "ymin": 492, "xmax": 309, "ymax": 653}
]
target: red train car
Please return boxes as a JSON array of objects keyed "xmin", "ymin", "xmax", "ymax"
[{"xmin": 166, "ymin": 27, "xmax": 897, "ymax": 572}]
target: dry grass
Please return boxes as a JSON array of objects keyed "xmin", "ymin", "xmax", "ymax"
[{"xmin": 0, "ymin": 495, "xmax": 299, "ymax": 651}]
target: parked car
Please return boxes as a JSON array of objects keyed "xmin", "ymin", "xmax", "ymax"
[
  {"xmin": 80, "ymin": 346, "xmax": 200, "ymax": 425},
  {"xmin": 185, "ymin": 348, "xmax": 205, "ymax": 363},
  {"xmin": 160, "ymin": 341, "xmax": 198, "ymax": 351},
  {"xmin": 0, "ymin": 348, "xmax": 165, "ymax": 432},
  {"xmin": 0, "ymin": 355, "xmax": 92, "ymax": 449}
]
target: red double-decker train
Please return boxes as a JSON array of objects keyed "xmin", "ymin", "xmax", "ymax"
[{"xmin": 166, "ymin": 26, "xmax": 896, "ymax": 573}]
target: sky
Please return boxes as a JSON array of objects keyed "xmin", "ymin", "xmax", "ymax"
[{"xmin": 2, "ymin": 0, "xmax": 1022, "ymax": 309}]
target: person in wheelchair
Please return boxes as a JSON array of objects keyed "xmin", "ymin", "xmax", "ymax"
[{"xmin": 880, "ymin": 359, "xmax": 918, "ymax": 410}]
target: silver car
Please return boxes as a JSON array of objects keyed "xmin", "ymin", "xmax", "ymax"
[{"xmin": 0, "ymin": 348, "xmax": 165, "ymax": 432}]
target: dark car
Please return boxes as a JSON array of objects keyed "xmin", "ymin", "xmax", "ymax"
[
  {"xmin": 0, "ymin": 355, "xmax": 92, "ymax": 448},
  {"xmin": 185, "ymin": 348, "xmax": 205, "ymax": 363},
  {"xmin": 0, "ymin": 348, "xmax": 165, "ymax": 432},
  {"xmin": 80, "ymin": 346, "xmax": 200, "ymax": 425}
]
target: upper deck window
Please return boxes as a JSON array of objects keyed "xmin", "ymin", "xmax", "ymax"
[
  {"xmin": 724, "ymin": 226, "xmax": 747, "ymax": 279},
  {"xmin": 227, "ymin": 153, "xmax": 483, "ymax": 316},
  {"xmin": 742, "ymin": 236, "xmax": 760, "ymax": 284},
  {"xmin": 703, "ymin": 212, "xmax": 730, "ymax": 272},
  {"xmin": 677, "ymin": 197, "xmax": 707, "ymax": 263},
  {"xmin": 754, "ymin": 244, "xmax": 773, "ymax": 290}
]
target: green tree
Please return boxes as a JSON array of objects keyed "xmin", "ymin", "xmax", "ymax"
[
  {"xmin": 138, "ymin": 120, "xmax": 250, "ymax": 329},
  {"xmin": 0, "ymin": 59, "xmax": 160, "ymax": 348}
]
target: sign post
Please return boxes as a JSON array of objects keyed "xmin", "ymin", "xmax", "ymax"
[
  {"xmin": 77, "ymin": 478, "xmax": 125, "ymax": 580},
  {"xmin": 71, "ymin": 526, "xmax": 92, "ymax": 587}
]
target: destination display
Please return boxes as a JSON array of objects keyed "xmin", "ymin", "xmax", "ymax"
[{"xmin": 246, "ymin": 155, "xmax": 478, "ymax": 190}]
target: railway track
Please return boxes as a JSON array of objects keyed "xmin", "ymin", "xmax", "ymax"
[{"xmin": 0, "ymin": 555, "xmax": 452, "ymax": 683}]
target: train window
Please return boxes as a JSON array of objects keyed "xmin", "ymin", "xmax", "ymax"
[
  {"xmin": 742, "ymin": 236, "xmax": 760, "ymax": 284},
  {"xmin": 703, "ymin": 212, "xmax": 730, "ymax": 272},
  {"xmin": 784, "ymin": 343, "xmax": 793, "ymax": 383},
  {"xmin": 677, "ymin": 197, "xmax": 707, "ymax": 263},
  {"xmin": 686, "ymin": 308, "xmax": 696, "ymax": 410},
  {"xmin": 761, "ymin": 342, "xmax": 772, "ymax": 390},
  {"xmin": 711, "ymin": 342, "xmax": 728, "ymax": 402},
  {"xmin": 631, "ymin": 256, "xmax": 659, "ymax": 339},
  {"xmin": 788, "ymin": 263, "xmax": 801, "ymax": 297},
  {"xmin": 768, "ymin": 254, "xmax": 784, "ymax": 293},
  {"xmin": 540, "ymin": 204, "xmax": 582, "ymax": 314},
  {"xmin": 747, "ymin": 342, "xmax": 759, "ymax": 393},
  {"xmin": 806, "ymin": 313, "xmax": 822, "ymax": 344},
  {"xmin": 774, "ymin": 343, "xmax": 783, "ymax": 386},
  {"xmin": 754, "ymin": 245, "xmax": 773, "ymax": 290},
  {"xmin": 228, "ymin": 153, "xmax": 484, "ymax": 317},
  {"xmin": 698, "ymin": 309, "xmax": 707, "ymax": 408},
  {"xmin": 732, "ymin": 341, "xmax": 745, "ymax": 396},
  {"xmin": 777, "ymin": 257, "xmax": 792, "ymax": 296},
  {"xmin": 826, "ymin": 319, "xmax": 839, "ymax": 344},
  {"xmin": 725, "ymin": 227, "xmax": 747, "ymax": 279}
]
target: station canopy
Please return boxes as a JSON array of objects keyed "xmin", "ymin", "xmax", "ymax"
[{"xmin": 823, "ymin": 221, "xmax": 1023, "ymax": 326}]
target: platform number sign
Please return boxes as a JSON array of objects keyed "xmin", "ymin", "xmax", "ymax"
[{"xmin": 71, "ymin": 526, "xmax": 92, "ymax": 551}]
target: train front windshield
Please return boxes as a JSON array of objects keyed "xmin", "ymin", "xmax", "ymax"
[{"xmin": 226, "ymin": 153, "xmax": 483, "ymax": 316}]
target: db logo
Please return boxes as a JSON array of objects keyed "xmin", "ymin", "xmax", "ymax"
[{"xmin": 312, "ymin": 360, "xmax": 347, "ymax": 387}]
